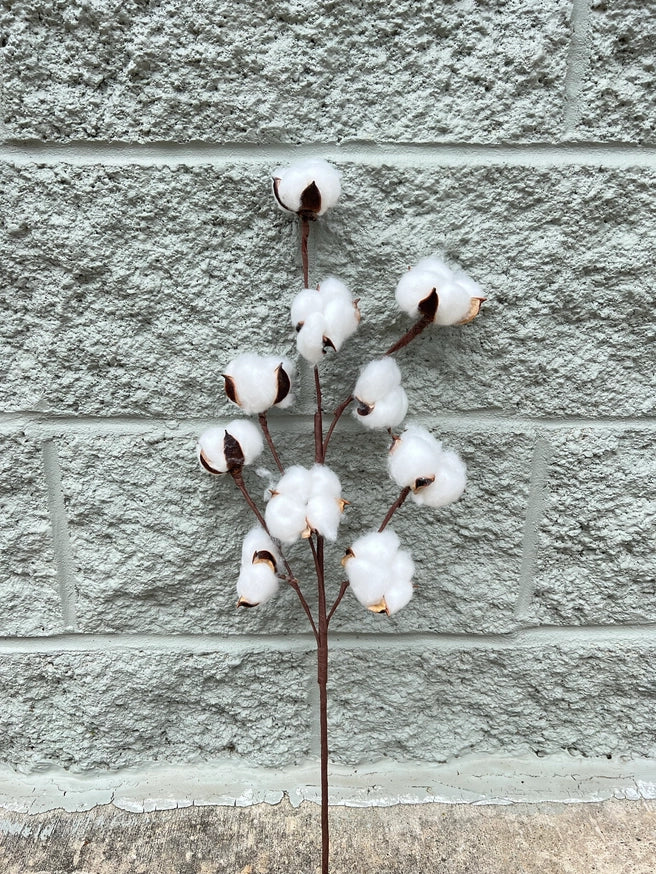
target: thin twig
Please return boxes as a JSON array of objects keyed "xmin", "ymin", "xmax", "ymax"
[
  {"xmin": 327, "ymin": 580, "xmax": 349, "ymax": 625},
  {"xmin": 301, "ymin": 218, "xmax": 310, "ymax": 288},
  {"xmin": 314, "ymin": 365, "xmax": 324, "ymax": 464},
  {"xmin": 378, "ymin": 486, "xmax": 411, "ymax": 532},
  {"xmin": 385, "ymin": 315, "xmax": 432, "ymax": 355},
  {"xmin": 258, "ymin": 412, "xmax": 285, "ymax": 474},
  {"xmin": 322, "ymin": 395, "xmax": 354, "ymax": 458}
]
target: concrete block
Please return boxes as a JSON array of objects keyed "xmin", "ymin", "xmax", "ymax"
[
  {"xmin": 0, "ymin": 648, "xmax": 313, "ymax": 770},
  {"xmin": 328, "ymin": 641, "xmax": 656, "ymax": 764},
  {"xmin": 528, "ymin": 429, "xmax": 656, "ymax": 625},
  {"xmin": 0, "ymin": 434, "xmax": 62, "ymax": 636},
  {"xmin": 579, "ymin": 1, "xmax": 656, "ymax": 143},
  {"xmin": 3, "ymin": 161, "xmax": 655, "ymax": 419},
  {"xmin": 1, "ymin": 0, "xmax": 571, "ymax": 144}
]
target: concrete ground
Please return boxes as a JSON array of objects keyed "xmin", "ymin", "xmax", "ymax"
[{"xmin": 0, "ymin": 799, "xmax": 654, "ymax": 874}]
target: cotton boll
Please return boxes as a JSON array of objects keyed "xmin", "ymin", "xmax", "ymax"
[
  {"xmin": 224, "ymin": 354, "xmax": 294, "ymax": 414},
  {"xmin": 224, "ymin": 420, "xmax": 264, "ymax": 466},
  {"xmin": 357, "ymin": 385, "xmax": 408, "ymax": 430},
  {"xmin": 265, "ymin": 493, "xmax": 308, "ymax": 544},
  {"xmin": 323, "ymin": 297, "xmax": 359, "ymax": 350},
  {"xmin": 388, "ymin": 427, "xmax": 443, "ymax": 488},
  {"xmin": 414, "ymin": 256, "xmax": 453, "ymax": 281},
  {"xmin": 349, "ymin": 529, "xmax": 401, "ymax": 567},
  {"xmin": 272, "ymin": 159, "xmax": 341, "ymax": 217},
  {"xmin": 395, "ymin": 267, "xmax": 442, "ymax": 317},
  {"xmin": 354, "ymin": 358, "xmax": 402, "ymax": 404},
  {"xmin": 291, "ymin": 289, "xmax": 322, "ymax": 328},
  {"xmin": 432, "ymin": 280, "xmax": 473, "ymax": 327},
  {"xmin": 296, "ymin": 312, "xmax": 326, "ymax": 364},
  {"xmin": 197, "ymin": 420, "xmax": 263, "ymax": 474},
  {"xmin": 346, "ymin": 558, "xmax": 386, "ymax": 608},
  {"xmin": 237, "ymin": 562, "xmax": 279, "ymax": 607},
  {"xmin": 412, "ymin": 449, "xmax": 467, "ymax": 508}
]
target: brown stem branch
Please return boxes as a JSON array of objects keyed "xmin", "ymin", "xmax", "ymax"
[
  {"xmin": 314, "ymin": 534, "xmax": 329, "ymax": 874},
  {"xmin": 314, "ymin": 365, "xmax": 324, "ymax": 464},
  {"xmin": 327, "ymin": 580, "xmax": 349, "ymax": 625},
  {"xmin": 385, "ymin": 315, "xmax": 432, "ymax": 355},
  {"xmin": 322, "ymin": 395, "xmax": 354, "ymax": 458},
  {"xmin": 301, "ymin": 217, "xmax": 310, "ymax": 288},
  {"xmin": 258, "ymin": 412, "xmax": 285, "ymax": 474},
  {"xmin": 378, "ymin": 486, "xmax": 411, "ymax": 532}
]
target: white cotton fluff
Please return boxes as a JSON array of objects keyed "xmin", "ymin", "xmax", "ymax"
[
  {"xmin": 224, "ymin": 353, "xmax": 295, "ymax": 414},
  {"xmin": 395, "ymin": 255, "xmax": 482, "ymax": 326},
  {"xmin": 272, "ymin": 159, "xmax": 341, "ymax": 216},
  {"xmin": 237, "ymin": 561, "xmax": 279, "ymax": 606},
  {"xmin": 345, "ymin": 529, "xmax": 414, "ymax": 615},
  {"xmin": 197, "ymin": 420, "xmax": 264, "ymax": 474},
  {"xmin": 412, "ymin": 449, "xmax": 467, "ymax": 508},
  {"xmin": 353, "ymin": 359, "xmax": 408, "ymax": 430},
  {"xmin": 291, "ymin": 278, "xmax": 359, "ymax": 364},
  {"xmin": 265, "ymin": 464, "xmax": 344, "ymax": 543},
  {"xmin": 387, "ymin": 426, "xmax": 444, "ymax": 489},
  {"xmin": 240, "ymin": 525, "xmax": 281, "ymax": 570}
]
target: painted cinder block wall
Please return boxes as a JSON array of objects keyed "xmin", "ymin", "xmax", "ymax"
[{"xmin": 1, "ymin": 0, "xmax": 655, "ymax": 790}]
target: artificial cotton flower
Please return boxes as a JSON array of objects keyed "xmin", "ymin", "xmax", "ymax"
[
  {"xmin": 265, "ymin": 464, "xmax": 347, "ymax": 544},
  {"xmin": 272, "ymin": 158, "xmax": 341, "ymax": 219},
  {"xmin": 388, "ymin": 425, "xmax": 466, "ymax": 508},
  {"xmin": 395, "ymin": 256, "xmax": 485, "ymax": 326},
  {"xmin": 342, "ymin": 529, "xmax": 414, "ymax": 616},
  {"xmin": 352, "ymin": 358, "xmax": 408, "ymax": 430},
  {"xmin": 236, "ymin": 526, "xmax": 282, "ymax": 608},
  {"xmin": 223, "ymin": 353, "xmax": 295, "ymax": 414},
  {"xmin": 291, "ymin": 277, "xmax": 360, "ymax": 364},
  {"xmin": 197, "ymin": 420, "xmax": 263, "ymax": 474}
]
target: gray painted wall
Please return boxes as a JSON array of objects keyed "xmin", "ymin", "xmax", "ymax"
[{"xmin": 1, "ymin": 0, "xmax": 655, "ymax": 792}]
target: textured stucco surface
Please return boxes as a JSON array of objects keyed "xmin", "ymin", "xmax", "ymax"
[
  {"xmin": 3, "ymin": 161, "xmax": 655, "ymax": 419},
  {"xmin": 531, "ymin": 429, "xmax": 656, "ymax": 625},
  {"xmin": 580, "ymin": 0, "xmax": 656, "ymax": 142},
  {"xmin": 1, "ymin": 0, "xmax": 571, "ymax": 144},
  {"xmin": 1, "ymin": 0, "xmax": 655, "ymax": 802},
  {"xmin": 0, "ymin": 434, "xmax": 62, "ymax": 636},
  {"xmin": 0, "ymin": 649, "xmax": 313, "ymax": 771}
]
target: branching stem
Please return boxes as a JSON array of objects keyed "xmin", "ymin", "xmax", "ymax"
[
  {"xmin": 314, "ymin": 365, "xmax": 324, "ymax": 464},
  {"xmin": 322, "ymin": 395, "xmax": 354, "ymax": 458},
  {"xmin": 378, "ymin": 486, "xmax": 411, "ymax": 532},
  {"xmin": 301, "ymin": 218, "xmax": 310, "ymax": 288},
  {"xmin": 327, "ymin": 580, "xmax": 349, "ymax": 625},
  {"xmin": 385, "ymin": 315, "xmax": 432, "ymax": 355}
]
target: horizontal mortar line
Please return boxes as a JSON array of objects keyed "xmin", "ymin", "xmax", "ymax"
[
  {"xmin": 2, "ymin": 411, "xmax": 656, "ymax": 437},
  {"xmin": 2, "ymin": 139, "xmax": 656, "ymax": 170},
  {"xmin": 0, "ymin": 624, "xmax": 655, "ymax": 655}
]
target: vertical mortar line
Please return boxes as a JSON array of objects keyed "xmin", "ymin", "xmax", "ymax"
[
  {"xmin": 563, "ymin": 0, "xmax": 593, "ymax": 136},
  {"xmin": 42, "ymin": 440, "xmax": 77, "ymax": 631},
  {"xmin": 513, "ymin": 436, "xmax": 552, "ymax": 623}
]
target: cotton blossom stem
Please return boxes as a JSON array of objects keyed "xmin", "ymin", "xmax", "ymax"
[
  {"xmin": 301, "ymin": 217, "xmax": 310, "ymax": 288},
  {"xmin": 258, "ymin": 412, "xmax": 285, "ymax": 474},
  {"xmin": 327, "ymin": 580, "xmax": 349, "ymax": 625},
  {"xmin": 231, "ymin": 468, "xmax": 317, "ymax": 639},
  {"xmin": 378, "ymin": 486, "xmax": 411, "ymax": 532},
  {"xmin": 314, "ymin": 365, "xmax": 324, "ymax": 464},
  {"xmin": 322, "ymin": 395, "xmax": 354, "ymax": 458},
  {"xmin": 385, "ymin": 314, "xmax": 432, "ymax": 355},
  {"xmin": 314, "ymin": 533, "xmax": 330, "ymax": 874}
]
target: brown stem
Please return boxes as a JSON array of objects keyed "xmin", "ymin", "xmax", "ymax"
[
  {"xmin": 230, "ymin": 468, "xmax": 317, "ymax": 639},
  {"xmin": 314, "ymin": 365, "xmax": 324, "ymax": 464},
  {"xmin": 327, "ymin": 580, "xmax": 349, "ymax": 625},
  {"xmin": 258, "ymin": 412, "xmax": 285, "ymax": 474},
  {"xmin": 315, "ymin": 534, "xmax": 329, "ymax": 874},
  {"xmin": 385, "ymin": 315, "xmax": 432, "ymax": 355},
  {"xmin": 322, "ymin": 395, "xmax": 354, "ymax": 458},
  {"xmin": 301, "ymin": 217, "xmax": 310, "ymax": 288},
  {"xmin": 378, "ymin": 486, "xmax": 411, "ymax": 532}
]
